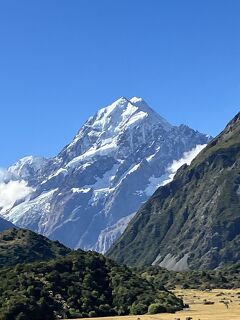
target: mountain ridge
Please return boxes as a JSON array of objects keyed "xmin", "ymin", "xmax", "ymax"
[
  {"xmin": 107, "ymin": 111, "xmax": 240, "ymax": 270},
  {"xmin": 0, "ymin": 228, "xmax": 70, "ymax": 267}
]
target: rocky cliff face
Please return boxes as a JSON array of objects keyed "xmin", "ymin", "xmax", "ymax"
[
  {"xmin": 1, "ymin": 97, "xmax": 210, "ymax": 252},
  {"xmin": 107, "ymin": 112, "xmax": 240, "ymax": 270}
]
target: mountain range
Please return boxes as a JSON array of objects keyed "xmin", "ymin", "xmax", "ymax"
[
  {"xmin": 1, "ymin": 97, "xmax": 211, "ymax": 252},
  {"xmin": 0, "ymin": 99, "xmax": 239, "ymax": 319},
  {"xmin": 108, "ymin": 112, "xmax": 240, "ymax": 270}
]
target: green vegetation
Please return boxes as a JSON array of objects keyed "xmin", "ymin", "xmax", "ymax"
[
  {"xmin": 107, "ymin": 113, "xmax": 240, "ymax": 269},
  {"xmin": 0, "ymin": 229, "xmax": 183, "ymax": 320},
  {"xmin": 0, "ymin": 228, "xmax": 70, "ymax": 267},
  {"xmin": 135, "ymin": 264, "xmax": 240, "ymax": 290},
  {"xmin": 190, "ymin": 112, "xmax": 240, "ymax": 168},
  {"xmin": 148, "ymin": 303, "xmax": 167, "ymax": 314}
]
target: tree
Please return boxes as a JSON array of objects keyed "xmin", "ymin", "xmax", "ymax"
[{"xmin": 148, "ymin": 303, "xmax": 167, "ymax": 314}]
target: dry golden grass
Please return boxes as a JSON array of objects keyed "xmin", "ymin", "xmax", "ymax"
[{"xmin": 73, "ymin": 288, "xmax": 240, "ymax": 320}]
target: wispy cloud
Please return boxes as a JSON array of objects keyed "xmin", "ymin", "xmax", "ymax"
[
  {"xmin": 0, "ymin": 169, "xmax": 33, "ymax": 212},
  {"xmin": 161, "ymin": 144, "xmax": 207, "ymax": 186},
  {"xmin": 145, "ymin": 144, "xmax": 207, "ymax": 196}
]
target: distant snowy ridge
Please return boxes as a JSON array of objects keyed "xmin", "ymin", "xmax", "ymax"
[{"xmin": 1, "ymin": 97, "xmax": 211, "ymax": 252}]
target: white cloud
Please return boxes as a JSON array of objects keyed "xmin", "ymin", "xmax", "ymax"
[
  {"xmin": 170, "ymin": 144, "xmax": 206, "ymax": 173},
  {"xmin": 0, "ymin": 169, "xmax": 34, "ymax": 211},
  {"xmin": 144, "ymin": 144, "xmax": 207, "ymax": 197},
  {"xmin": 161, "ymin": 144, "xmax": 207, "ymax": 186}
]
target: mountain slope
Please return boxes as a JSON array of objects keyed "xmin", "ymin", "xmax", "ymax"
[
  {"xmin": 0, "ymin": 216, "xmax": 15, "ymax": 232},
  {"xmin": 0, "ymin": 229, "xmax": 183, "ymax": 320},
  {"xmin": 137, "ymin": 263, "xmax": 240, "ymax": 290},
  {"xmin": 108, "ymin": 112, "xmax": 240, "ymax": 270},
  {"xmin": 0, "ymin": 228, "xmax": 70, "ymax": 267},
  {"xmin": 1, "ymin": 97, "xmax": 210, "ymax": 252}
]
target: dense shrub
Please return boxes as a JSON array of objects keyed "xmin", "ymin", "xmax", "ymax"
[
  {"xmin": 0, "ymin": 251, "xmax": 183, "ymax": 319},
  {"xmin": 136, "ymin": 264, "xmax": 240, "ymax": 290},
  {"xmin": 130, "ymin": 302, "xmax": 148, "ymax": 315},
  {"xmin": 148, "ymin": 303, "xmax": 167, "ymax": 314}
]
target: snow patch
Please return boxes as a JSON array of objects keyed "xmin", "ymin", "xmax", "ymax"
[
  {"xmin": 134, "ymin": 190, "xmax": 144, "ymax": 196},
  {"xmin": 146, "ymin": 147, "xmax": 160, "ymax": 162},
  {"xmin": 146, "ymin": 154, "xmax": 155, "ymax": 162},
  {"xmin": 3, "ymin": 188, "xmax": 58, "ymax": 224},
  {"xmin": 86, "ymin": 164, "xmax": 119, "ymax": 205},
  {"xmin": 89, "ymin": 164, "xmax": 119, "ymax": 189},
  {"xmin": 127, "ymin": 163, "xmax": 140, "ymax": 175},
  {"xmin": 89, "ymin": 188, "xmax": 109, "ymax": 205},
  {"xmin": 71, "ymin": 188, "xmax": 91, "ymax": 194},
  {"xmin": 66, "ymin": 140, "xmax": 118, "ymax": 167},
  {"xmin": 48, "ymin": 168, "xmax": 68, "ymax": 180},
  {"xmin": 130, "ymin": 97, "xmax": 172, "ymax": 131},
  {"xmin": 125, "ymin": 111, "xmax": 148, "ymax": 129}
]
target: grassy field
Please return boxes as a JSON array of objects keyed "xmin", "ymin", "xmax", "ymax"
[{"xmin": 73, "ymin": 288, "xmax": 240, "ymax": 320}]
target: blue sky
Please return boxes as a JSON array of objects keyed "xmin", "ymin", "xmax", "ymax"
[{"xmin": 1, "ymin": 0, "xmax": 240, "ymax": 166}]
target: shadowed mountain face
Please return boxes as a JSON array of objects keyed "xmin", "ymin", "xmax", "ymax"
[
  {"xmin": 0, "ymin": 216, "xmax": 15, "ymax": 232},
  {"xmin": 108, "ymin": 113, "xmax": 240, "ymax": 270},
  {"xmin": 1, "ymin": 97, "xmax": 210, "ymax": 252}
]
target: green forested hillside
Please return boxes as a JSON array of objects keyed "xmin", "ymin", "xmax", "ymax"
[
  {"xmin": 0, "ymin": 229, "xmax": 183, "ymax": 320},
  {"xmin": 0, "ymin": 228, "xmax": 70, "ymax": 267},
  {"xmin": 108, "ymin": 113, "xmax": 240, "ymax": 270}
]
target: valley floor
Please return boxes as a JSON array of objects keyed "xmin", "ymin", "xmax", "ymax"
[{"xmin": 72, "ymin": 289, "xmax": 240, "ymax": 320}]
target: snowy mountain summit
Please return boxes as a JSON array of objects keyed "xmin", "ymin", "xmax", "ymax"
[
  {"xmin": 2, "ymin": 97, "xmax": 211, "ymax": 252},
  {"xmin": 58, "ymin": 97, "xmax": 172, "ymax": 166}
]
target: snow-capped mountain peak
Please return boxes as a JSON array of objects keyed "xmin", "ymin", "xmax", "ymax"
[
  {"xmin": 89, "ymin": 96, "xmax": 156, "ymax": 135},
  {"xmin": 59, "ymin": 97, "xmax": 173, "ymax": 166},
  {"xmin": 57, "ymin": 98, "xmax": 150, "ymax": 165},
  {"xmin": 1, "ymin": 97, "xmax": 212, "ymax": 253},
  {"xmin": 130, "ymin": 97, "xmax": 172, "ymax": 131}
]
